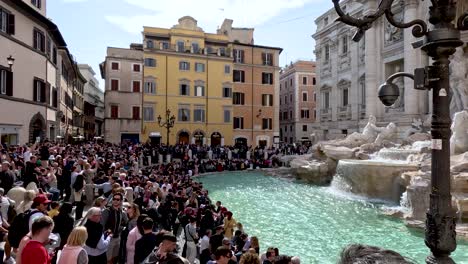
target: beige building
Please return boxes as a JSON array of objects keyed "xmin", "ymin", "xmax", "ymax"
[
  {"xmin": 100, "ymin": 44, "xmax": 143, "ymax": 144},
  {"xmin": 219, "ymin": 20, "xmax": 282, "ymax": 147},
  {"xmin": 0, "ymin": 0, "xmax": 66, "ymax": 144},
  {"xmin": 280, "ymin": 60, "xmax": 317, "ymax": 144}
]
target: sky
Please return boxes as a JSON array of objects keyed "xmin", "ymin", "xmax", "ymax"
[{"xmin": 48, "ymin": 0, "xmax": 334, "ymax": 89}]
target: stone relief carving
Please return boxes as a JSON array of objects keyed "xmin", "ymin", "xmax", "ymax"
[
  {"xmin": 359, "ymin": 35, "xmax": 365, "ymax": 65},
  {"xmin": 449, "ymin": 46, "xmax": 468, "ymax": 116},
  {"xmin": 384, "ymin": 12, "xmax": 403, "ymax": 46}
]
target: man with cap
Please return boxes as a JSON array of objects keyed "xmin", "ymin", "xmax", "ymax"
[
  {"xmin": 143, "ymin": 232, "xmax": 184, "ymax": 264},
  {"xmin": 28, "ymin": 194, "xmax": 51, "ymax": 230}
]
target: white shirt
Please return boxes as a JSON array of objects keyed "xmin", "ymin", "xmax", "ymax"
[
  {"xmin": 23, "ymin": 151, "xmax": 31, "ymax": 162},
  {"xmin": 200, "ymin": 235, "xmax": 210, "ymax": 252}
]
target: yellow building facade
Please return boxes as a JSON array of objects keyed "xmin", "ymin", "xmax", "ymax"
[{"xmin": 141, "ymin": 17, "xmax": 234, "ymax": 146}]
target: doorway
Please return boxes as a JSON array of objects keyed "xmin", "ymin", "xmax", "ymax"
[
  {"xmin": 211, "ymin": 132, "xmax": 222, "ymax": 147},
  {"xmin": 178, "ymin": 131, "xmax": 190, "ymax": 145}
]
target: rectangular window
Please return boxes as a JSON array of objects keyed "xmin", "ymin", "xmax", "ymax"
[
  {"xmin": 284, "ymin": 95, "xmax": 287, "ymax": 104},
  {"xmin": 111, "ymin": 79, "xmax": 119, "ymax": 91},
  {"xmin": 132, "ymin": 106, "xmax": 140, "ymax": 120},
  {"xmin": 144, "ymin": 81, "xmax": 156, "ymax": 94},
  {"xmin": 52, "ymin": 88, "xmax": 57, "ymax": 108},
  {"xmin": 33, "ymin": 79, "xmax": 45, "ymax": 102},
  {"xmin": 223, "ymin": 87, "xmax": 232, "ymax": 98},
  {"xmin": 178, "ymin": 107, "xmax": 190, "ymax": 121},
  {"xmin": 133, "ymin": 64, "xmax": 141, "ymax": 72},
  {"xmin": 0, "ymin": 69, "xmax": 7, "ymax": 95},
  {"xmin": 302, "ymin": 92, "xmax": 308, "ymax": 102},
  {"xmin": 233, "ymin": 70, "xmax": 245, "ymax": 83},
  {"xmin": 33, "ymin": 28, "xmax": 45, "ymax": 52},
  {"xmin": 219, "ymin": 47, "xmax": 226, "ymax": 56},
  {"xmin": 144, "ymin": 58, "xmax": 156, "ymax": 67},
  {"xmin": 180, "ymin": 84, "xmax": 189, "ymax": 96},
  {"xmin": 132, "ymin": 81, "xmax": 141, "ymax": 93},
  {"xmin": 179, "ymin": 61, "xmax": 190, "ymax": 71},
  {"xmin": 31, "ymin": 0, "xmax": 42, "ymax": 8},
  {"xmin": 162, "ymin": 42, "xmax": 170, "ymax": 50},
  {"xmin": 262, "ymin": 118, "xmax": 272, "ymax": 130},
  {"xmin": 146, "ymin": 40, "xmax": 154, "ymax": 48},
  {"xmin": 262, "ymin": 94, "xmax": 273, "ymax": 106},
  {"xmin": 342, "ymin": 36, "xmax": 348, "ymax": 54},
  {"xmin": 301, "ymin": 110, "xmax": 310, "ymax": 119},
  {"xmin": 313, "ymin": 77, "xmax": 316, "ymax": 85},
  {"xmin": 194, "ymin": 108, "xmax": 205, "ymax": 122},
  {"xmin": 224, "ymin": 65, "xmax": 231, "ymax": 74},
  {"xmin": 52, "ymin": 46, "xmax": 57, "ymax": 64},
  {"xmin": 195, "ymin": 85, "xmax": 205, "ymax": 96},
  {"xmin": 192, "ymin": 43, "xmax": 199, "ymax": 53},
  {"xmin": 233, "ymin": 49, "xmax": 245, "ymax": 63},
  {"xmin": 262, "ymin": 53, "xmax": 273, "ymax": 66},
  {"xmin": 143, "ymin": 106, "xmax": 154, "ymax": 121},
  {"xmin": 111, "ymin": 62, "xmax": 119, "ymax": 70},
  {"xmin": 0, "ymin": 8, "xmax": 14, "ymax": 35},
  {"xmin": 262, "ymin": 73, "xmax": 273, "ymax": 85},
  {"xmin": 343, "ymin": 89, "xmax": 349, "ymax": 106},
  {"xmin": 110, "ymin": 105, "xmax": 119, "ymax": 118},
  {"xmin": 234, "ymin": 117, "xmax": 244, "ymax": 129},
  {"xmin": 324, "ymin": 92, "xmax": 330, "ymax": 108},
  {"xmin": 195, "ymin": 63, "xmax": 205, "ymax": 72},
  {"xmin": 303, "ymin": 125, "xmax": 308, "ymax": 132},
  {"xmin": 302, "ymin": 77, "xmax": 307, "ymax": 85},
  {"xmin": 46, "ymin": 37, "xmax": 51, "ymax": 56},
  {"xmin": 324, "ymin": 44, "xmax": 330, "ymax": 62},
  {"xmin": 233, "ymin": 92, "xmax": 245, "ymax": 105},
  {"xmin": 177, "ymin": 41, "xmax": 185, "ymax": 52},
  {"xmin": 224, "ymin": 109, "xmax": 231, "ymax": 123}
]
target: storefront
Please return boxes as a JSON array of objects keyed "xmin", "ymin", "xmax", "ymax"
[{"xmin": 0, "ymin": 124, "xmax": 21, "ymax": 146}]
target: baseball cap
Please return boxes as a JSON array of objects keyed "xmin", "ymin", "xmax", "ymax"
[{"xmin": 34, "ymin": 194, "xmax": 51, "ymax": 204}]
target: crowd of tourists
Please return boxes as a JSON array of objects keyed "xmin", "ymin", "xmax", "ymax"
[
  {"xmin": 0, "ymin": 140, "xmax": 416, "ymax": 264},
  {"xmin": 0, "ymin": 141, "xmax": 305, "ymax": 264}
]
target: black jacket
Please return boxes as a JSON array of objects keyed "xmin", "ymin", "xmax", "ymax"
[{"xmin": 135, "ymin": 232, "xmax": 158, "ymax": 264}]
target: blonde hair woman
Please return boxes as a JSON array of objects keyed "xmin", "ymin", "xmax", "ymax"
[
  {"xmin": 58, "ymin": 226, "xmax": 89, "ymax": 264},
  {"xmin": 250, "ymin": 236, "xmax": 260, "ymax": 254},
  {"xmin": 240, "ymin": 253, "xmax": 260, "ymax": 264}
]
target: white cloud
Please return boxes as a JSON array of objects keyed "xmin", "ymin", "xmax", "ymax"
[{"xmin": 105, "ymin": 0, "xmax": 324, "ymax": 35}]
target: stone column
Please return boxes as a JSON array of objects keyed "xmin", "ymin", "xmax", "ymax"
[
  {"xmin": 158, "ymin": 154, "xmax": 163, "ymax": 165},
  {"xmin": 403, "ymin": 0, "xmax": 422, "ymax": 116},
  {"xmin": 166, "ymin": 154, "xmax": 171, "ymax": 164},
  {"xmin": 364, "ymin": 1, "xmax": 378, "ymax": 118}
]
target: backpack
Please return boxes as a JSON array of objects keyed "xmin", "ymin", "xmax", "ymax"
[{"xmin": 7, "ymin": 209, "xmax": 34, "ymax": 248}]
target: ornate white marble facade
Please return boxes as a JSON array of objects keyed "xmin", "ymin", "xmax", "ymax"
[{"xmin": 312, "ymin": 0, "xmax": 467, "ymax": 140}]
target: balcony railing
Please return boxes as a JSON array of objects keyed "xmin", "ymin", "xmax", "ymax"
[
  {"xmin": 320, "ymin": 108, "xmax": 332, "ymax": 122},
  {"xmin": 337, "ymin": 105, "xmax": 352, "ymax": 120},
  {"xmin": 146, "ymin": 43, "xmax": 232, "ymax": 58}
]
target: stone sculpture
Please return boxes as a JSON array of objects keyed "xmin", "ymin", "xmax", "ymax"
[
  {"xmin": 449, "ymin": 47, "xmax": 468, "ymax": 116},
  {"xmin": 328, "ymin": 115, "xmax": 397, "ymax": 148},
  {"xmin": 450, "ymin": 110, "xmax": 468, "ymax": 155}
]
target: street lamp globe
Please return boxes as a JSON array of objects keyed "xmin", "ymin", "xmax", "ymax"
[{"xmin": 378, "ymin": 82, "xmax": 400, "ymax": 106}]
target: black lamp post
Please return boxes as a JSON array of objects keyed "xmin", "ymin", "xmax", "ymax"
[
  {"xmin": 7, "ymin": 55, "xmax": 15, "ymax": 70},
  {"xmin": 332, "ymin": 0, "xmax": 467, "ymax": 263},
  {"xmin": 157, "ymin": 109, "xmax": 176, "ymax": 145}
]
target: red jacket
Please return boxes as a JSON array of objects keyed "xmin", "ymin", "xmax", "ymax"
[{"xmin": 21, "ymin": 240, "xmax": 50, "ymax": 264}]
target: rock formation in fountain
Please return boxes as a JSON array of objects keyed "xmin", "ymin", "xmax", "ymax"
[{"xmin": 450, "ymin": 110, "xmax": 468, "ymax": 155}]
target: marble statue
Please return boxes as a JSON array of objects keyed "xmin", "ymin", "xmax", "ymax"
[
  {"xmin": 404, "ymin": 118, "xmax": 424, "ymax": 138},
  {"xmin": 326, "ymin": 115, "xmax": 397, "ymax": 148},
  {"xmin": 449, "ymin": 47, "xmax": 468, "ymax": 116},
  {"xmin": 450, "ymin": 110, "xmax": 468, "ymax": 155}
]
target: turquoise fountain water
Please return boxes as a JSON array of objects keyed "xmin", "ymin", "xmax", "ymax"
[{"xmin": 199, "ymin": 171, "xmax": 468, "ymax": 264}]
